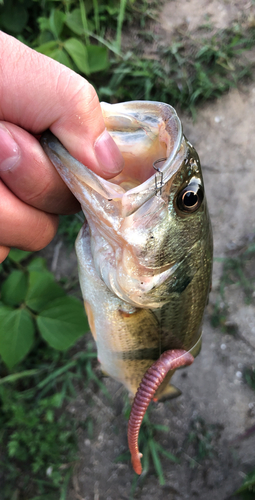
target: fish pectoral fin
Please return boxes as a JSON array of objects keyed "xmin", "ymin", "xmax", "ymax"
[{"xmin": 154, "ymin": 384, "xmax": 182, "ymax": 402}]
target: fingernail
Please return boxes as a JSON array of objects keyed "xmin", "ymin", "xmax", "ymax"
[
  {"xmin": 94, "ymin": 129, "xmax": 124, "ymax": 175},
  {"xmin": 0, "ymin": 124, "xmax": 21, "ymax": 171}
]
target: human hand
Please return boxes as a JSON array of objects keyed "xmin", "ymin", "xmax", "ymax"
[{"xmin": 0, "ymin": 32, "xmax": 124, "ymax": 263}]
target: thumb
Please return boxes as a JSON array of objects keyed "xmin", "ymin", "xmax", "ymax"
[{"xmin": 0, "ymin": 32, "xmax": 124, "ymax": 178}]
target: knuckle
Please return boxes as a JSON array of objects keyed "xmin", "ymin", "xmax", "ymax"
[{"xmin": 55, "ymin": 68, "xmax": 100, "ymax": 122}]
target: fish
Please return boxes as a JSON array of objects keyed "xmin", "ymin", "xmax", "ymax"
[{"xmin": 41, "ymin": 100, "xmax": 213, "ymax": 475}]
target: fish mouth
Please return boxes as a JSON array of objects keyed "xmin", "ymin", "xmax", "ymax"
[
  {"xmin": 100, "ymin": 101, "xmax": 183, "ymax": 189},
  {"xmin": 41, "ymin": 101, "xmax": 185, "ymax": 217}
]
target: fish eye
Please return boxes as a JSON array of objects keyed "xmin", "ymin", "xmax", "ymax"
[{"xmin": 176, "ymin": 181, "xmax": 204, "ymax": 213}]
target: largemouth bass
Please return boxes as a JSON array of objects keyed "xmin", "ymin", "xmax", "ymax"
[{"xmin": 41, "ymin": 101, "xmax": 213, "ymax": 474}]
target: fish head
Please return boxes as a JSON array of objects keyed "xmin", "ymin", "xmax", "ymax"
[
  {"xmin": 41, "ymin": 101, "xmax": 212, "ymax": 309},
  {"xmin": 41, "ymin": 100, "xmax": 183, "ymax": 216}
]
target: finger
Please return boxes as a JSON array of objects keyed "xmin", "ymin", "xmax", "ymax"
[
  {"xmin": 0, "ymin": 180, "xmax": 58, "ymax": 251},
  {"xmin": 0, "ymin": 122, "xmax": 80, "ymax": 214},
  {"xmin": 0, "ymin": 246, "xmax": 10, "ymax": 264},
  {"xmin": 0, "ymin": 32, "xmax": 124, "ymax": 179}
]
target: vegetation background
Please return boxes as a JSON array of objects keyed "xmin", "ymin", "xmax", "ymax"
[{"xmin": 0, "ymin": 0, "xmax": 255, "ymax": 499}]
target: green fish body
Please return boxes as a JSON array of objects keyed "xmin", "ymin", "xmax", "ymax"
[{"xmin": 41, "ymin": 101, "xmax": 213, "ymax": 400}]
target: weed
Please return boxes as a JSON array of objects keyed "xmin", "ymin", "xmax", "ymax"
[
  {"xmin": 184, "ymin": 416, "xmax": 222, "ymax": 467},
  {"xmin": 210, "ymin": 298, "xmax": 229, "ymax": 330},
  {"xmin": 243, "ymin": 365, "xmax": 255, "ymax": 391},
  {"xmin": 1, "ymin": 1, "xmax": 255, "ymax": 114},
  {"xmin": 0, "ymin": 245, "xmax": 110, "ymax": 498},
  {"xmin": 58, "ymin": 212, "xmax": 84, "ymax": 246},
  {"xmin": 0, "ymin": 249, "xmax": 88, "ymax": 370},
  {"xmin": 0, "ymin": 386, "xmax": 77, "ymax": 496},
  {"xmin": 96, "ymin": 25, "xmax": 255, "ymax": 115},
  {"xmin": 0, "ymin": 337, "xmax": 108, "ymax": 499},
  {"xmin": 235, "ymin": 470, "xmax": 255, "ymax": 499}
]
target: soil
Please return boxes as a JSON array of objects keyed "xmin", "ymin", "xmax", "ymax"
[{"xmin": 42, "ymin": 2, "xmax": 255, "ymax": 499}]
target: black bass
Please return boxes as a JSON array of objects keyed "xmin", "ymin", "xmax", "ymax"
[{"xmin": 41, "ymin": 101, "xmax": 213, "ymax": 474}]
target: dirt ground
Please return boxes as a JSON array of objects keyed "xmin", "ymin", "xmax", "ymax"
[{"xmin": 43, "ymin": 2, "xmax": 255, "ymax": 499}]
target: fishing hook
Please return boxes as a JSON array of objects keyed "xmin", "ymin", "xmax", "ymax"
[{"xmin": 153, "ymin": 158, "xmax": 166, "ymax": 196}]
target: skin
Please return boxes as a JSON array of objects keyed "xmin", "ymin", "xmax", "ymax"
[{"xmin": 0, "ymin": 31, "xmax": 124, "ymax": 263}]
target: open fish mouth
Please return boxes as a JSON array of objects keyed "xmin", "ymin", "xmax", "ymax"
[
  {"xmin": 100, "ymin": 101, "xmax": 183, "ymax": 188},
  {"xmin": 41, "ymin": 101, "xmax": 186, "ymax": 218}
]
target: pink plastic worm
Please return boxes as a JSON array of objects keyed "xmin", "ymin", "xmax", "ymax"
[{"xmin": 128, "ymin": 349, "xmax": 194, "ymax": 474}]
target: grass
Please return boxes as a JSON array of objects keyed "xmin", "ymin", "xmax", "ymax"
[
  {"xmin": 116, "ymin": 406, "xmax": 222, "ymax": 497},
  {"xmin": 243, "ymin": 366, "xmax": 255, "ymax": 391},
  {"xmin": 57, "ymin": 212, "xmax": 84, "ymax": 246},
  {"xmin": 0, "ymin": 341, "xmax": 108, "ymax": 500},
  {"xmin": 115, "ymin": 399, "xmax": 179, "ymax": 495},
  {"xmin": 97, "ymin": 24, "xmax": 255, "ymax": 115},
  {"xmin": 235, "ymin": 471, "xmax": 255, "ymax": 500},
  {"xmin": 184, "ymin": 416, "xmax": 222, "ymax": 467}
]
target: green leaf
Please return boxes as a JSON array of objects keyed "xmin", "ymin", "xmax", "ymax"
[
  {"xmin": 0, "ymin": 369, "xmax": 40, "ymax": 385},
  {"xmin": 155, "ymin": 441, "xmax": 180, "ymax": 463},
  {"xmin": 148, "ymin": 438, "xmax": 165, "ymax": 485},
  {"xmin": 27, "ymin": 257, "xmax": 47, "ymax": 272},
  {"xmin": 0, "ymin": 2, "xmax": 28, "ymax": 33},
  {"xmin": 0, "ymin": 308, "xmax": 35, "ymax": 369},
  {"xmin": 236, "ymin": 470, "xmax": 255, "ymax": 493},
  {"xmin": 49, "ymin": 9, "xmax": 65, "ymax": 38},
  {"xmin": 87, "ymin": 45, "xmax": 108, "ymax": 73},
  {"xmin": 63, "ymin": 38, "xmax": 90, "ymax": 74},
  {"xmin": 65, "ymin": 4, "xmax": 93, "ymax": 35},
  {"xmin": 152, "ymin": 424, "xmax": 170, "ymax": 432},
  {"xmin": 37, "ymin": 360, "xmax": 76, "ymax": 389},
  {"xmin": 8, "ymin": 249, "xmax": 32, "ymax": 263},
  {"xmin": 25, "ymin": 271, "xmax": 65, "ymax": 313},
  {"xmin": 35, "ymin": 40, "xmax": 59, "ymax": 56},
  {"xmin": 1, "ymin": 270, "xmax": 28, "ymax": 306},
  {"xmin": 50, "ymin": 48, "xmax": 74, "ymax": 69},
  {"xmin": 37, "ymin": 296, "xmax": 88, "ymax": 350},
  {"xmin": 0, "ymin": 304, "xmax": 13, "ymax": 318},
  {"xmin": 65, "ymin": 8, "xmax": 84, "ymax": 35},
  {"xmin": 37, "ymin": 15, "xmax": 51, "ymax": 33}
]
